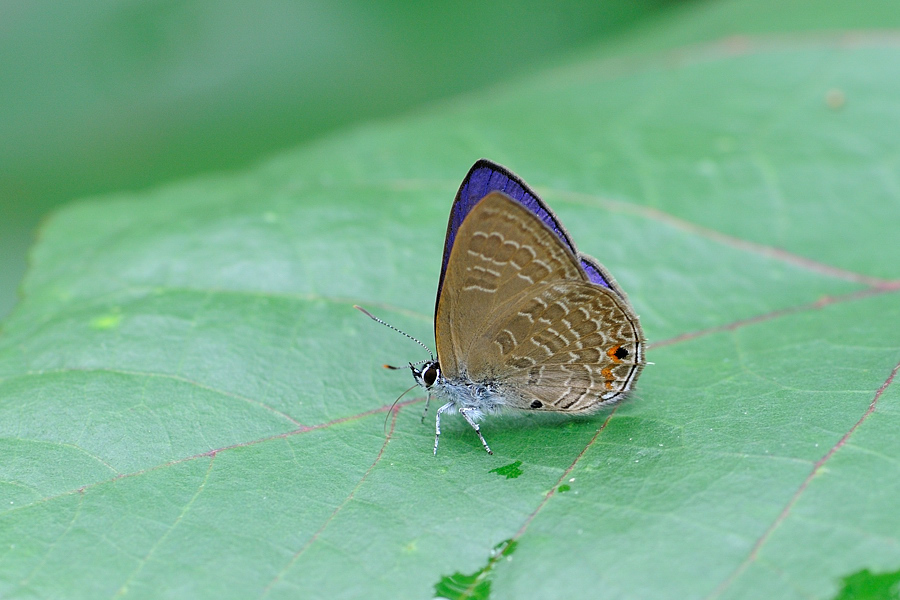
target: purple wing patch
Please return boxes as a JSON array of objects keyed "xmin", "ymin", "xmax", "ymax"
[{"xmin": 436, "ymin": 160, "xmax": 614, "ymax": 310}]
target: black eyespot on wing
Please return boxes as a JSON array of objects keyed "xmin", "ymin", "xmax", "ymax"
[
  {"xmin": 614, "ymin": 347, "xmax": 629, "ymax": 359},
  {"xmin": 530, "ymin": 400, "xmax": 543, "ymax": 409}
]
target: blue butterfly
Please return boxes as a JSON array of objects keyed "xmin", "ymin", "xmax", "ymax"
[{"xmin": 361, "ymin": 159, "xmax": 645, "ymax": 454}]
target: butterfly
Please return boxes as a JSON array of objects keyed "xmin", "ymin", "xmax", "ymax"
[{"xmin": 359, "ymin": 159, "xmax": 645, "ymax": 454}]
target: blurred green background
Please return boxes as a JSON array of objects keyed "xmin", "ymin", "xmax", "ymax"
[
  {"xmin": 0, "ymin": 0, "xmax": 680, "ymax": 320},
  {"xmin": 4, "ymin": 0, "xmax": 897, "ymax": 320}
]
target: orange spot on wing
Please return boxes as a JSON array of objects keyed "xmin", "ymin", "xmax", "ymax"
[
  {"xmin": 601, "ymin": 367, "xmax": 614, "ymax": 390},
  {"xmin": 606, "ymin": 345, "xmax": 622, "ymax": 363}
]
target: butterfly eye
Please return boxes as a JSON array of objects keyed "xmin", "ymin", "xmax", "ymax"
[{"xmin": 423, "ymin": 363, "xmax": 440, "ymax": 387}]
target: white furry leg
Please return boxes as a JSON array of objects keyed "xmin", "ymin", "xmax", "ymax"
[
  {"xmin": 459, "ymin": 408, "xmax": 493, "ymax": 455},
  {"xmin": 434, "ymin": 401, "xmax": 454, "ymax": 456}
]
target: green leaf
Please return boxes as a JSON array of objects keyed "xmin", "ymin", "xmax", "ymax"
[
  {"xmin": 2, "ymin": 13, "xmax": 900, "ymax": 600},
  {"xmin": 435, "ymin": 540, "xmax": 518, "ymax": 600},
  {"xmin": 489, "ymin": 461, "xmax": 525, "ymax": 480},
  {"xmin": 0, "ymin": 0, "xmax": 673, "ymax": 319},
  {"xmin": 834, "ymin": 568, "xmax": 900, "ymax": 600}
]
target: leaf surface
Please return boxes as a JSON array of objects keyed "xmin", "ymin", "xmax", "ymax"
[{"xmin": 2, "ymin": 17, "xmax": 900, "ymax": 600}]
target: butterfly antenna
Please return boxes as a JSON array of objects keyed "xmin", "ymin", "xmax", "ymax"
[
  {"xmin": 384, "ymin": 384, "xmax": 418, "ymax": 435},
  {"xmin": 354, "ymin": 305, "xmax": 434, "ymax": 359}
]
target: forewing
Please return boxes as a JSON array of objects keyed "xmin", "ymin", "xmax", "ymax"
[
  {"xmin": 435, "ymin": 192, "xmax": 587, "ymax": 378},
  {"xmin": 438, "ymin": 159, "xmax": 620, "ymax": 312}
]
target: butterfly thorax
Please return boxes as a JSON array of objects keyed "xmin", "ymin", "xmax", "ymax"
[{"xmin": 411, "ymin": 360, "xmax": 505, "ymax": 418}]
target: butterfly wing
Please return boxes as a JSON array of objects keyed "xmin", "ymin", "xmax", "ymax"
[
  {"xmin": 472, "ymin": 279, "xmax": 644, "ymax": 412},
  {"xmin": 436, "ymin": 192, "xmax": 645, "ymax": 412},
  {"xmin": 437, "ymin": 160, "xmax": 628, "ymax": 315},
  {"xmin": 435, "ymin": 191, "xmax": 586, "ymax": 378}
]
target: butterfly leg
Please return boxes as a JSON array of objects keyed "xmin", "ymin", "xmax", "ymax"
[
  {"xmin": 421, "ymin": 392, "xmax": 432, "ymax": 424},
  {"xmin": 459, "ymin": 408, "xmax": 493, "ymax": 455},
  {"xmin": 434, "ymin": 401, "xmax": 455, "ymax": 456}
]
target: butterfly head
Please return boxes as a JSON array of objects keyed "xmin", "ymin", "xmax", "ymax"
[{"xmin": 411, "ymin": 360, "xmax": 441, "ymax": 390}]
